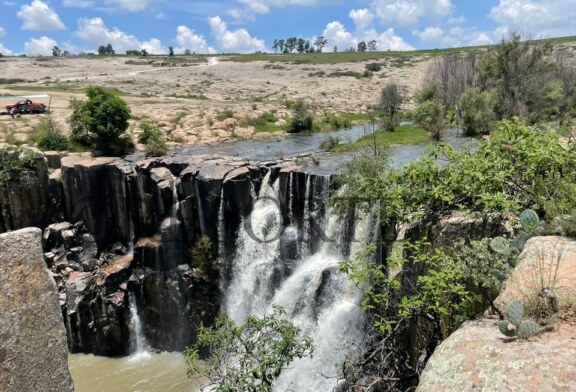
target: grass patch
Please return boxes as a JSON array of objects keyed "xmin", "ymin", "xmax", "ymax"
[
  {"xmin": 0, "ymin": 78, "xmax": 28, "ymax": 84},
  {"xmin": 240, "ymin": 111, "xmax": 284, "ymax": 133},
  {"xmin": 332, "ymin": 124, "xmax": 429, "ymax": 152},
  {"xmin": 317, "ymin": 112, "xmax": 369, "ymax": 131}
]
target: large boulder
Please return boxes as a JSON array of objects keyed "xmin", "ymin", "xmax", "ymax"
[
  {"xmin": 417, "ymin": 317, "xmax": 576, "ymax": 391},
  {"xmin": 495, "ymin": 236, "xmax": 576, "ymax": 311},
  {"xmin": 418, "ymin": 235, "xmax": 576, "ymax": 392},
  {"xmin": 0, "ymin": 228, "xmax": 74, "ymax": 392}
]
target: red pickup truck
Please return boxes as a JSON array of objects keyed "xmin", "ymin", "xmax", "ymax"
[{"xmin": 6, "ymin": 99, "xmax": 47, "ymax": 115}]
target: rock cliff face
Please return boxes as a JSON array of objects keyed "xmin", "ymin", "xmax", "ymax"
[
  {"xmin": 0, "ymin": 228, "xmax": 74, "ymax": 392},
  {"xmin": 0, "ymin": 150, "xmax": 334, "ymax": 356}
]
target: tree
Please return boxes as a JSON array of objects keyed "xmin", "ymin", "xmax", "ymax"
[
  {"xmin": 141, "ymin": 49, "xmax": 148, "ymax": 56},
  {"xmin": 368, "ymin": 40, "xmax": 378, "ymax": 51},
  {"xmin": 297, "ymin": 38, "xmax": 306, "ymax": 53},
  {"xmin": 98, "ymin": 44, "xmax": 114, "ymax": 55},
  {"xmin": 314, "ymin": 36, "xmax": 327, "ymax": 53},
  {"xmin": 413, "ymin": 100, "xmax": 444, "ymax": 141},
  {"xmin": 52, "ymin": 46, "xmax": 61, "ymax": 57},
  {"xmin": 68, "ymin": 86, "xmax": 131, "ymax": 155},
  {"xmin": 169, "ymin": 46, "xmax": 174, "ymax": 56},
  {"xmin": 458, "ymin": 87, "xmax": 496, "ymax": 136},
  {"xmin": 357, "ymin": 41, "xmax": 367, "ymax": 52},
  {"xmin": 185, "ymin": 306, "xmax": 313, "ymax": 392},
  {"xmin": 62, "ymin": 50, "xmax": 70, "ymax": 56},
  {"xmin": 287, "ymin": 99, "xmax": 314, "ymax": 133},
  {"xmin": 333, "ymin": 45, "xmax": 338, "ymax": 53},
  {"xmin": 285, "ymin": 37, "xmax": 297, "ymax": 53},
  {"xmin": 184, "ymin": 49, "xmax": 191, "ymax": 55},
  {"xmin": 380, "ymin": 82, "xmax": 404, "ymax": 132},
  {"xmin": 277, "ymin": 39, "xmax": 285, "ymax": 53},
  {"xmin": 272, "ymin": 39, "xmax": 279, "ymax": 53}
]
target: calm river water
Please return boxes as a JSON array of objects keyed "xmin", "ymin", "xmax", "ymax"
[{"xmin": 69, "ymin": 352, "xmax": 203, "ymax": 392}]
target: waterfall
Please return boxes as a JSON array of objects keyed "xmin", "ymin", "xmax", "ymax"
[
  {"xmin": 217, "ymin": 187, "xmax": 226, "ymax": 260},
  {"xmin": 170, "ymin": 174, "xmax": 180, "ymax": 216},
  {"xmin": 224, "ymin": 173, "xmax": 373, "ymax": 391},
  {"xmin": 129, "ymin": 292, "xmax": 150, "ymax": 360}
]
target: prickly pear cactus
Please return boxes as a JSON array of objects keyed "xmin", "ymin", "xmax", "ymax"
[
  {"xmin": 506, "ymin": 299, "xmax": 524, "ymax": 326},
  {"xmin": 498, "ymin": 320, "xmax": 516, "ymax": 337},
  {"xmin": 520, "ymin": 209, "xmax": 540, "ymax": 231},
  {"xmin": 490, "ymin": 236, "xmax": 510, "ymax": 254},
  {"xmin": 511, "ymin": 231, "xmax": 531, "ymax": 252},
  {"xmin": 516, "ymin": 320, "xmax": 541, "ymax": 339}
]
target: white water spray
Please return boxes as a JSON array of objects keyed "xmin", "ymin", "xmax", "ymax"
[{"xmin": 224, "ymin": 173, "xmax": 374, "ymax": 391}]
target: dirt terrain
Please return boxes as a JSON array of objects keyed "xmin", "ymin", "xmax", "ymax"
[{"xmin": 0, "ymin": 54, "xmax": 430, "ymax": 148}]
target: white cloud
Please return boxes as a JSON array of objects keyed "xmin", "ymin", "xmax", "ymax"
[
  {"xmin": 322, "ymin": 21, "xmax": 355, "ymax": 51},
  {"xmin": 62, "ymin": 0, "xmax": 95, "ymax": 7},
  {"xmin": 0, "ymin": 26, "xmax": 5, "ymax": 37},
  {"xmin": 490, "ymin": 0, "xmax": 576, "ymax": 38},
  {"xmin": 17, "ymin": 0, "xmax": 66, "ymax": 31},
  {"xmin": 24, "ymin": 36, "xmax": 58, "ymax": 55},
  {"xmin": 0, "ymin": 43, "xmax": 13, "ymax": 55},
  {"xmin": 349, "ymin": 9, "xmax": 374, "ymax": 32},
  {"xmin": 412, "ymin": 26, "xmax": 445, "ymax": 43},
  {"xmin": 209, "ymin": 16, "xmax": 265, "ymax": 53},
  {"xmin": 322, "ymin": 20, "xmax": 413, "ymax": 51},
  {"xmin": 141, "ymin": 38, "xmax": 166, "ymax": 54},
  {"xmin": 175, "ymin": 25, "xmax": 216, "ymax": 54},
  {"xmin": 236, "ymin": 0, "xmax": 317, "ymax": 15},
  {"xmin": 75, "ymin": 17, "xmax": 165, "ymax": 54},
  {"xmin": 469, "ymin": 33, "xmax": 493, "ymax": 46},
  {"xmin": 371, "ymin": 0, "xmax": 453, "ymax": 27},
  {"xmin": 104, "ymin": 0, "xmax": 152, "ymax": 12}
]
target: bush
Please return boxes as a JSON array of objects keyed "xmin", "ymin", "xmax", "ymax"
[
  {"xmin": 67, "ymin": 86, "xmax": 131, "ymax": 155},
  {"xmin": 319, "ymin": 135, "xmax": 340, "ymax": 151},
  {"xmin": 459, "ymin": 87, "xmax": 496, "ymax": 136},
  {"xmin": 138, "ymin": 121, "xmax": 167, "ymax": 157},
  {"xmin": 216, "ymin": 109, "xmax": 234, "ymax": 122},
  {"xmin": 185, "ymin": 305, "xmax": 313, "ymax": 391},
  {"xmin": 0, "ymin": 147, "xmax": 36, "ymax": 186},
  {"xmin": 413, "ymin": 100, "xmax": 444, "ymax": 140},
  {"xmin": 36, "ymin": 117, "xmax": 69, "ymax": 151},
  {"xmin": 287, "ymin": 99, "xmax": 313, "ymax": 133},
  {"xmin": 365, "ymin": 63, "xmax": 382, "ymax": 72}
]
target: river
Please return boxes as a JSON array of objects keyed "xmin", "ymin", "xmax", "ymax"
[{"xmin": 68, "ymin": 352, "xmax": 203, "ymax": 392}]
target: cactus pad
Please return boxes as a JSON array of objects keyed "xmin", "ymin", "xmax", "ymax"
[
  {"xmin": 511, "ymin": 231, "xmax": 530, "ymax": 253},
  {"xmin": 490, "ymin": 236, "xmax": 510, "ymax": 254},
  {"xmin": 506, "ymin": 299, "xmax": 524, "ymax": 326},
  {"xmin": 520, "ymin": 209, "xmax": 539, "ymax": 231},
  {"xmin": 498, "ymin": 321, "xmax": 516, "ymax": 337},
  {"xmin": 516, "ymin": 320, "xmax": 541, "ymax": 339}
]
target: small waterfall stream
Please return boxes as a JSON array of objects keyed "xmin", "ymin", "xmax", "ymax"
[
  {"xmin": 224, "ymin": 173, "xmax": 373, "ymax": 391},
  {"xmin": 129, "ymin": 292, "xmax": 150, "ymax": 360}
]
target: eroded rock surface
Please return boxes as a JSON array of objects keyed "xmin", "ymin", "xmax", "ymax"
[
  {"xmin": 417, "ymin": 317, "xmax": 576, "ymax": 391},
  {"xmin": 0, "ymin": 227, "xmax": 74, "ymax": 392}
]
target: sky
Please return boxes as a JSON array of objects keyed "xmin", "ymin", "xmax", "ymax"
[{"xmin": 0, "ymin": 0, "xmax": 574, "ymax": 56}]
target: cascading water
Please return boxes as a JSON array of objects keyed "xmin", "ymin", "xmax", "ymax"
[
  {"xmin": 129, "ymin": 292, "xmax": 150, "ymax": 360},
  {"xmin": 224, "ymin": 173, "xmax": 374, "ymax": 391}
]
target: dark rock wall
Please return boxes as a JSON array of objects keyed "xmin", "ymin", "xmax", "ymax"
[{"xmin": 4, "ymin": 153, "xmax": 334, "ymax": 356}]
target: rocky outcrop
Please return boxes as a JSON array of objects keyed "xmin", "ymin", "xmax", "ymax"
[
  {"xmin": 495, "ymin": 236, "xmax": 576, "ymax": 311},
  {"xmin": 418, "ymin": 235, "xmax": 576, "ymax": 392},
  {"xmin": 0, "ymin": 227, "xmax": 74, "ymax": 392},
  {"xmin": 417, "ymin": 317, "xmax": 576, "ymax": 391}
]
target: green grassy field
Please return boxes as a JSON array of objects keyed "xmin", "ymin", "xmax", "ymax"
[{"xmin": 332, "ymin": 124, "xmax": 430, "ymax": 152}]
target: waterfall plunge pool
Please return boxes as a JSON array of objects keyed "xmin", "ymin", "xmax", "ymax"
[{"xmin": 68, "ymin": 352, "xmax": 204, "ymax": 392}]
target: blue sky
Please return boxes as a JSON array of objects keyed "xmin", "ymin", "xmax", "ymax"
[{"xmin": 0, "ymin": 0, "xmax": 574, "ymax": 55}]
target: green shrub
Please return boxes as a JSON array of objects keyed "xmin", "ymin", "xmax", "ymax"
[
  {"xmin": 67, "ymin": 86, "xmax": 131, "ymax": 155},
  {"xmin": 216, "ymin": 109, "xmax": 235, "ymax": 122},
  {"xmin": 0, "ymin": 147, "xmax": 36, "ymax": 186},
  {"xmin": 365, "ymin": 63, "xmax": 382, "ymax": 72},
  {"xmin": 319, "ymin": 135, "xmax": 340, "ymax": 151},
  {"xmin": 287, "ymin": 99, "xmax": 313, "ymax": 133},
  {"xmin": 35, "ymin": 117, "xmax": 69, "ymax": 151},
  {"xmin": 138, "ymin": 121, "xmax": 163, "ymax": 144}
]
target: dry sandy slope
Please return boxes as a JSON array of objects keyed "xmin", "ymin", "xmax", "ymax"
[{"xmin": 0, "ymin": 55, "xmax": 430, "ymax": 147}]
